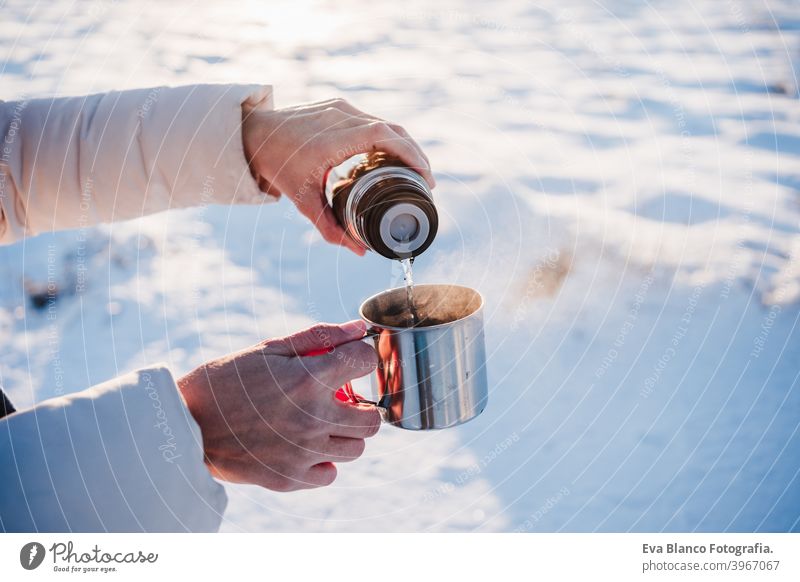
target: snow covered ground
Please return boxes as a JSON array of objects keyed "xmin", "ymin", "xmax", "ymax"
[{"xmin": 1, "ymin": 0, "xmax": 799, "ymax": 532}]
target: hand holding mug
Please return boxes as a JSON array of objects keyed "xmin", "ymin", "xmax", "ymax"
[{"xmin": 177, "ymin": 321, "xmax": 380, "ymax": 492}]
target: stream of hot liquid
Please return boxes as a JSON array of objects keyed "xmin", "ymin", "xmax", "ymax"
[{"xmin": 400, "ymin": 257, "xmax": 419, "ymax": 327}]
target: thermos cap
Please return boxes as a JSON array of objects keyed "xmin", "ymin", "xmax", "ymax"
[{"xmin": 379, "ymin": 202, "xmax": 431, "ymax": 255}]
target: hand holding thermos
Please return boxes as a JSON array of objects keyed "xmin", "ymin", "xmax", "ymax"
[{"xmin": 241, "ymin": 97, "xmax": 436, "ymax": 256}]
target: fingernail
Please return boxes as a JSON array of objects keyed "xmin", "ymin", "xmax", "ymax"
[{"xmin": 342, "ymin": 320, "xmax": 366, "ymax": 335}]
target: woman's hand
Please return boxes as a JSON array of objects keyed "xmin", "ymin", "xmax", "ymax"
[
  {"xmin": 242, "ymin": 98, "xmax": 435, "ymax": 255},
  {"xmin": 177, "ymin": 321, "xmax": 380, "ymax": 492}
]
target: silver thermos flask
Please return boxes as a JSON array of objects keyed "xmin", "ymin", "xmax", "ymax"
[{"xmin": 325, "ymin": 152, "xmax": 438, "ymax": 259}]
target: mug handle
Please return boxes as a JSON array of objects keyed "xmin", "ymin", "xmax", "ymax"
[{"xmin": 301, "ymin": 328, "xmax": 385, "ymax": 408}]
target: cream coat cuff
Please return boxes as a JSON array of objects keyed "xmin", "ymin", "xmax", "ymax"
[
  {"xmin": 0, "ymin": 365, "xmax": 227, "ymax": 532},
  {"xmin": 0, "ymin": 84, "xmax": 276, "ymax": 244}
]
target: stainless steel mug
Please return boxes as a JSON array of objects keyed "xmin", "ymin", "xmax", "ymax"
[{"xmin": 358, "ymin": 284, "xmax": 488, "ymax": 430}]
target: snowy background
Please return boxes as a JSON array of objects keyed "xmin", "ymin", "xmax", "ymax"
[{"xmin": 1, "ymin": 0, "xmax": 799, "ymax": 532}]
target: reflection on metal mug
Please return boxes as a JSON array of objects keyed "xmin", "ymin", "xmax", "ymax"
[{"xmin": 357, "ymin": 284, "xmax": 489, "ymax": 430}]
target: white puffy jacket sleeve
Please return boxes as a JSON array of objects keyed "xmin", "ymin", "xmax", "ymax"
[
  {"xmin": 0, "ymin": 366, "xmax": 226, "ymax": 532},
  {"xmin": 0, "ymin": 84, "xmax": 278, "ymax": 531},
  {"xmin": 0, "ymin": 83, "xmax": 276, "ymax": 243}
]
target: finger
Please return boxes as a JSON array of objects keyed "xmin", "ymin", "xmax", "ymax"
[
  {"xmin": 305, "ymin": 462, "xmax": 338, "ymax": 488},
  {"xmin": 208, "ymin": 456, "xmax": 303, "ymax": 493},
  {"xmin": 325, "ymin": 101, "xmax": 430, "ymax": 169},
  {"xmin": 329, "ymin": 111, "xmax": 433, "ymax": 184},
  {"xmin": 328, "ymin": 402, "xmax": 381, "ymax": 439},
  {"xmin": 320, "ymin": 436, "xmax": 367, "ymax": 462},
  {"xmin": 381, "ymin": 126, "xmax": 436, "ymax": 188},
  {"xmin": 342, "ymin": 117, "xmax": 434, "ymax": 184},
  {"xmin": 261, "ymin": 320, "xmax": 366, "ymax": 357},
  {"xmin": 317, "ymin": 204, "xmax": 366, "ymax": 256},
  {"xmin": 290, "ymin": 176, "xmax": 366, "ymax": 255},
  {"xmin": 342, "ymin": 124, "xmax": 435, "ymax": 189},
  {"xmin": 257, "ymin": 175, "xmax": 283, "ymax": 198},
  {"xmin": 303, "ymin": 339, "xmax": 378, "ymax": 388},
  {"xmin": 387, "ymin": 123, "xmax": 434, "ymax": 181}
]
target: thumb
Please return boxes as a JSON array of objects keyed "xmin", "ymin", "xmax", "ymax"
[
  {"xmin": 300, "ymin": 192, "xmax": 366, "ymax": 256},
  {"xmin": 260, "ymin": 320, "xmax": 367, "ymax": 357},
  {"xmin": 318, "ymin": 205, "xmax": 366, "ymax": 256}
]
